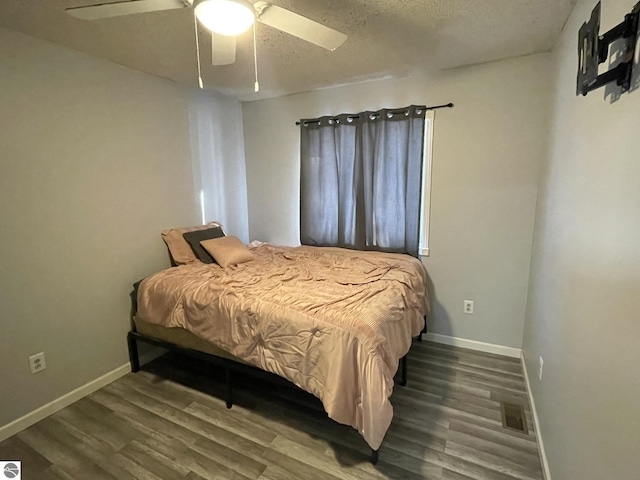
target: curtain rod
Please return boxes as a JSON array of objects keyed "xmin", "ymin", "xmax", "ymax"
[{"xmin": 295, "ymin": 103, "xmax": 454, "ymax": 126}]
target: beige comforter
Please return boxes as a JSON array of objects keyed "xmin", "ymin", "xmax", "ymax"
[{"xmin": 137, "ymin": 243, "xmax": 429, "ymax": 450}]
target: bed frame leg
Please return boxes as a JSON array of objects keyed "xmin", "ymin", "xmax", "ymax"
[
  {"xmin": 418, "ymin": 315, "xmax": 427, "ymax": 342},
  {"xmin": 399, "ymin": 355, "xmax": 407, "ymax": 386},
  {"xmin": 370, "ymin": 449, "xmax": 379, "ymax": 464},
  {"xmin": 225, "ymin": 365, "xmax": 233, "ymax": 409},
  {"xmin": 127, "ymin": 333, "xmax": 140, "ymax": 373}
]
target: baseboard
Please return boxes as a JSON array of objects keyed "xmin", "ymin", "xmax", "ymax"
[
  {"xmin": 425, "ymin": 333, "xmax": 522, "ymax": 358},
  {"xmin": 0, "ymin": 363, "xmax": 131, "ymax": 443},
  {"xmin": 521, "ymin": 355, "xmax": 552, "ymax": 480}
]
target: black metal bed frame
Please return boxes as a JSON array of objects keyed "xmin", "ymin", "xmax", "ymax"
[{"xmin": 127, "ymin": 285, "xmax": 427, "ymax": 465}]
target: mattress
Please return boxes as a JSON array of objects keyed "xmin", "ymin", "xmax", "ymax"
[{"xmin": 133, "ymin": 316, "xmax": 248, "ymax": 364}]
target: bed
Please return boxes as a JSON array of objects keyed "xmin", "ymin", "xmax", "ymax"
[{"xmin": 127, "ymin": 223, "xmax": 429, "ymax": 463}]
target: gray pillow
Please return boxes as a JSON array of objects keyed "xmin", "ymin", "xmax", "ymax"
[{"xmin": 182, "ymin": 226, "xmax": 225, "ymax": 264}]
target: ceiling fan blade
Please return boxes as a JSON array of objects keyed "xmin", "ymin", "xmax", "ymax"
[
  {"xmin": 255, "ymin": 2, "xmax": 347, "ymax": 51},
  {"xmin": 65, "ymin": 0, "xmax": 186, "ymax": 20},
  {"xmin": 211, "ymin": 33, "xmax": 237, "ymax": 65}
]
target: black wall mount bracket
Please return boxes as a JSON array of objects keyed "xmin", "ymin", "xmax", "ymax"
[{"xmin": 577, "ymin": 1, "xmax": 640, "ymax": 96}]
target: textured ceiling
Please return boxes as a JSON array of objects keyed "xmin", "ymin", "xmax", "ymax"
[{"xmin": 0, "ymin": 0, "xmax": 576, "ymax": 101}]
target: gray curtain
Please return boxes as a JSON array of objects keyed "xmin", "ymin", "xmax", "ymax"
[{"xmin": 300, "ymin": 105, "xmax": 426, "ymax": 256}]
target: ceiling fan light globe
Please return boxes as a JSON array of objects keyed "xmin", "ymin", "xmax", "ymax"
[{"xmin": 194, "ymin": 0, "xmax": 255, "ymax": 36}]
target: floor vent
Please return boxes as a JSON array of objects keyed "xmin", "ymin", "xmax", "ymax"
[{"xmin": 501, "ymin": 402, "xmax": 528, "ymax": 434}]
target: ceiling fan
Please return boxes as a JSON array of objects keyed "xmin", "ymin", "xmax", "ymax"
[{"xmin": 65, "ymin": 0, "xmax": 348, "ymax": 67}]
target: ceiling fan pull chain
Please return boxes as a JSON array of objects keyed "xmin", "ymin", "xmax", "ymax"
[
  {"xmin": 253, "ymin": 22, "xmax": 260, "ymax": 93},
  {"xmin": 193, "ymin": 9, "xmax": 204, "ymax": 89}
]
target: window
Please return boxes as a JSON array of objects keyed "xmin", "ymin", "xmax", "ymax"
[
  {"xmin": 419, "ymin": 110, "xmax": 435, "ymax": 257},
  {"xmin": 300, "ymin": 105, "xmax": 428, "ymax": 257}
]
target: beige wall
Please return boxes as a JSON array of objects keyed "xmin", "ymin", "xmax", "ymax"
[
  {"xmin": 523, "ymin": 0, "xmax": 640, "ymax": 478},
  {"xmin": 0, "ymin": 28, "xmax": 247, "ymax": 428},
  {"xmin": 242, "ymin": 54, "xmax": 552, "ymax": 349}
]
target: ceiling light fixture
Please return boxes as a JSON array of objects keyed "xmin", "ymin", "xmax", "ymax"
[{"xmin": 193, "ymin": 0, "xmax": 255, "ymax": 37}]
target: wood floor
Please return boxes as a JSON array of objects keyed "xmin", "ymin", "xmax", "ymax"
[{"xmin": 0, "ymin": 341, "xmax": 544, "ymax": 480}]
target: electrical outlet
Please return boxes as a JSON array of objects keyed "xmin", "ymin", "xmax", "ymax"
[
  {"xmin": 463, "ymin": 300, "xmax": 474, "ymax": 314},
  {"xmin": 29, "ymin": 352, "xmax": 46, "ymax": 374},
  {"xmin": 538, "ymin": 356, "xmax": 544, "ymax": 380}
]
